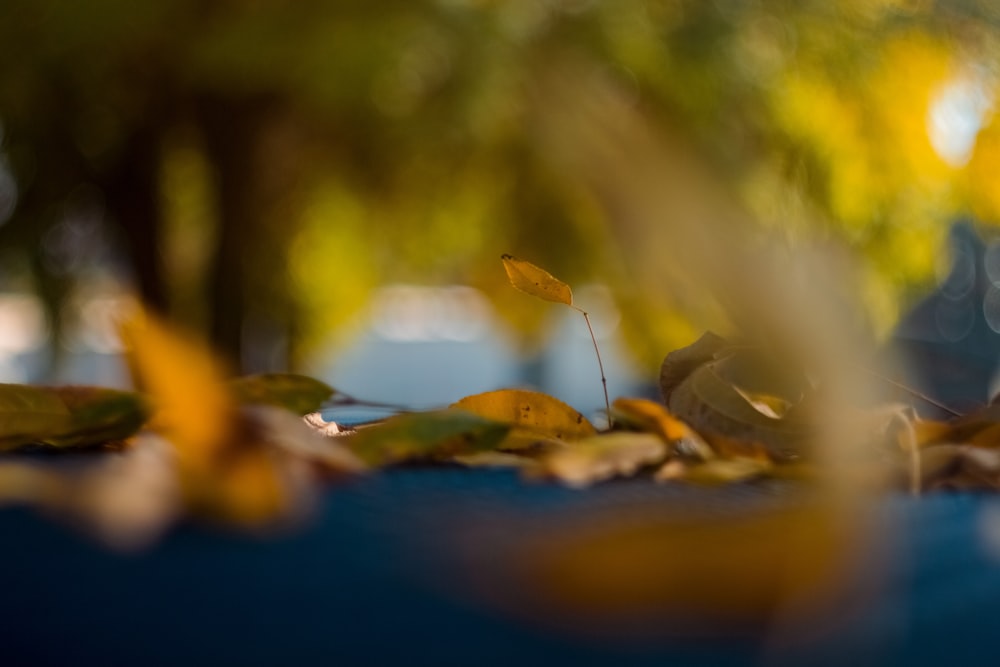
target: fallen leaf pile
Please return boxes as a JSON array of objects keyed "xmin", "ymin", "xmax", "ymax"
[{"xmin": 0, "ymin": 258, "xmax": 995, "ymax": 551}]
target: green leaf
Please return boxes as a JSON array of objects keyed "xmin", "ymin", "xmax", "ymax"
[
  {"xmin": 0, "ymin": 384, "xmax": 73, "ymax": 451},
  {"xmin": 228, "ymin": 374, "xmax": 335, "ymax": 415},
  {"xmin": 501, "ymin": 254, "xmax": 574, "ymax": 306},
  {"xmin": 344, "ymin": 409, "xmax": 510, "ymax": 466},
  {"xmin": 42, "ymin": 387, "xmax": 151, "ymax": 448}
]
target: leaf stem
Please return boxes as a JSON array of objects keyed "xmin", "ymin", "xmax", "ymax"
[
  {"xmin": 575, "ymin": 307, "xmax": 612, "ymax": 428},
  {"xmin": 854, "ymin": 364, "xmax": 962, "ymax": 417},
  {"xmin": 324, "ymin": 392, "xmax": 415, "ymax": 414}
]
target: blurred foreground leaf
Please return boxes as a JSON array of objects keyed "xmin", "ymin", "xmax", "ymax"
[
  {"xmin": 121, "ymin": 309, "xmax": 312, "ymax": 526},
  {"xmin": 497, "ymin": 500, "xmax": 866, "ymax": 638}
]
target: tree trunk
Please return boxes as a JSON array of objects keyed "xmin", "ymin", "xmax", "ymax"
[{"xmin": 197, "ymin": 93, "xmax": 302, "ymax": 372}]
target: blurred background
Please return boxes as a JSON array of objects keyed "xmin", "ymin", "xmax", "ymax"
[{"xmin": 1, "ymin": 0, "xmax": 1000, "ymax": 415}]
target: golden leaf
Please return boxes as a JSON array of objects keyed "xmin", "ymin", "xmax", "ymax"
[
  {"xmin": 501, "ymin": 254, "xmax": 574, "ymax": 306},
  {"xmin": 452, "ymin": 389, "xmax": 596, "ymax": 446},
  {"xmin": 119, "ymin": 308, "xmax": 236, "ymax": 474}
]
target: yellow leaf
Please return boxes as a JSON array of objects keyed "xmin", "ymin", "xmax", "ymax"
[
  {"xmin": 119, "ymin": 307, "xmax": 236, "ymax": 474},
  {"xmin": 542, "ymin": 432, "xmax": 666, "ymax": 488},
  {"xmin": 119, "ymin": 307, "xmax": 298, "ymax": 526},
  {"xmin": 501, "ymin": 254, "xmax": 574, "ymax": 306},
  {"xmin": 611, "ymin": 397, "xmax": 692, "ymax": 441},
  {"xmin": 452, "ymin": 389, "xmax": 596, "ymax": 445}
]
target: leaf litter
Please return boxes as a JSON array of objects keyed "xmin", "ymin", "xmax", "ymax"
[{"xmin": 0, "ymin": 257, "xmax": 992, "ymax": 562}]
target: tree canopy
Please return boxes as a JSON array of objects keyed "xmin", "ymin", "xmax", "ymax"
[{"xmin": 0, "ymin": 0, "xmax": 997, "ymax": 372}]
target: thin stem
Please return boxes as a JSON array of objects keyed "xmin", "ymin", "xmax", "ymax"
[
  {"xmin": 894, "ymin": 409, "xmax": 921, "ymax": 497},
  {"xmin": 854, "ymin": 364, "xmax": 962, "ymax": 418},
  {"xmin": 575, "ymin": 307, "xmax": 612, "ymax": 428},
  {"xmin": 324, "ymin": 392, "xmax": 415, "ymax": 413}
]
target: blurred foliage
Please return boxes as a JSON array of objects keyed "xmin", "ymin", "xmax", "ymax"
[{"xmin": 1, "ymin": 0, "xmax": 999, "ymax": 373}]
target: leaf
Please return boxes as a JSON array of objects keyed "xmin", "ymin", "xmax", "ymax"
[
  {"xmin": 541, "ymin": 432, "xmax": 666, "ymax": 488},
  {"xmin": 667, "ymin": 356, "xmax": 811, "ymax": 461},
  {"xmin": 452, "ymin": 389, "xmax": 596, "ymax": 446},
  {"xmin": 659, "ymin": 331, "xmax": 731, "ymax": 404},
  {"xmin": 501, "ymin": 254, "xmax": 574, "ymax": 306},
  {"xmin": 0, "ymin": 384, "xmax": 73, "ymax": 451},
  {"xmin": 41, "ymin": 387, "xmax": 151, "ymax": 448},
  {"xmin": 920, "ymin": 444, "xmax": 1000, "ymax": 491},
  {"xmin": 248, "ymin": 405, "xmax": 366, "ymax": 473},
  {"xmin": 655, "ymin": 457, "xmax": 772, "ymax": 485},
  {"xmin": 120, "ymin": 308, "xmax": 303, "ymax": 526},
  {"xmin": 343, "ymin": 409, "xmax": 510, "ymax": 466},
  {"xmin": 610, "ymin": 397, "xmax": 715, "ymax": 458},
  {"xmin": 120, "ymin": 308, "xmax": 237, "ymax": 470},
  {"xmin": 228, "ymin": 374, "xmax": 335, "ymax": 415},
  {"xmin": 452, "ymin": 451, "xmax": 535, "ymax": 469}
]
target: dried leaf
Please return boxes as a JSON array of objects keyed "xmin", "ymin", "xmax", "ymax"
[
  {"xmin": 120, "ymin": 308, "xmax": 236, "ymax": 471},
  {"xmin": 120, "ymin": 308, "xmax": 302, "ymax": 526},
  {"xmin": 920, "ymin": 444, "xmax": 1000, "ymax": 491},
  {"xmin": 344, "ymin": 409, "xmax": 510, "ymax": 466},
  {"xmin": 667, "ymin": 357, "xmax": 810, "ymax": 461},
  {"xmin": 0, "ymin": 435, "xmax": 178, "ymax": 551},
  {"xmin": 42, "ymin": 386, "xmax": 150, "ymax": 448},
  {"xmin": 611, "ymin": 397, "xmax": 689, "ymax": 440},
  {"xmin": 501, "ymin": 254, "xmax": 573, "ymax": 306},
  {"xmin": 0, "ymin": 384, "xmax": 73, "ymax": 451},
  {"xmin": 611, "ymin": 397, "xmax": 715, "ymax": 460},
  {"xmin": 541, "ymin": 432, "xmax": 666, "ymax": 488},
  {"xmin": 228, "ymin": 373, "xmax": 335, "ymax": 415},
  {"xmin": 249, "ymin": 406, "xmax": 365, "ymax": 473},
  {"xmin": 452, "ymin": 451, "xmax": 535, "ymax": 469},
  {"xmin": 659, "ymin": 331, "xmax": 731, "ymax": 404},
  {"xmin": 656, "ymin": 457, "xmax": 772, "ymax": 484},
  {"xmin": 452, "ymin": 389, "xmax": 596, "ymax": 447}
]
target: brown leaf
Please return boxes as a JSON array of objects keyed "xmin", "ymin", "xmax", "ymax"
[
  {"xmin": 920, "ymin": 444, "xmax": 1000, "ymax": 491},
  {"xmin": 666, "ymin": 355, "xmax": 811, "ymax": 461},
  {"xmin": 658, "ymin": 331, "xmax": 731, "ymax": 405}
]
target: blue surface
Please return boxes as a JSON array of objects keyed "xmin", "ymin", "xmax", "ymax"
[{"xmin": 2, "ymin": 468, "xmax": 1000, "ymax": 666}]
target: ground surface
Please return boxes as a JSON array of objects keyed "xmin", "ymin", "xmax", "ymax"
[{"xmin": 2, "ymin": 467, "xmax": 999, "ymax": 666}]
